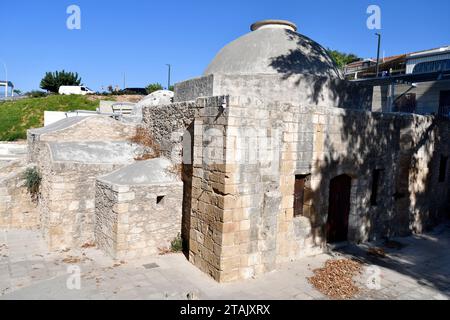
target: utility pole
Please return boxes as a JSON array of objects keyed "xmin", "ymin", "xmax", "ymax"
[
  {"xmin": 123, "ymin": 73, "xmax": 126, "ymax": 90},
  {"xmin": 375, "ymin": 33, "xmax": 381, "ymax": 78},
  {"xmin": 166, "ymin": 64, "xmax": 171, "ymax": 90},
  {"xmin": 1, "ymin": 61, "xmax": 7, "ymax": 98}
]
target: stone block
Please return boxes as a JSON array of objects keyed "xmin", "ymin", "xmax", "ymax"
[{"xmin": 117, "ymin": 192, "xmax": 135, "ymax": 202}]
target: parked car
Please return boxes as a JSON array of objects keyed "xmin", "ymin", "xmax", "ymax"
[
  {"xmin": 59, "ymin": 86, "xmax": 94, "ymax": 95},
  {"xmin": 122, "ymin": 88, "xmax": 148, "ymax": 95}
]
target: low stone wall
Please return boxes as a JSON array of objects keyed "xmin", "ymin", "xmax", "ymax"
[
  {"xmin": 27, "ymin": 116, "xmax": 136, "ymax": 163},
  {"xmin": 95, "ymin": 180, "xmax": 183, "ymax": 260},
  {"xmin": 0, "ymin": 142, "xmax": 27, "ymax": 162},
  {"xmin": 174, "ymin": 74, "xmax": 214, "ymax": 103},
  {"xmin": 37, "ymin": 142, "xmax": 138, "ymax": 250},
  {"xmin": 141, "ymin": 100, "xmax": 203, "ymax": 163},
  {"xmin": 0, "ymin": 161, "xmax": 39, "ymax": 229}
]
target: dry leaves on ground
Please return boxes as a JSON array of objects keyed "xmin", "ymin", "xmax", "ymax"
[
  {"xmin": 81, "ymin": 242, "xmax": 96, "ymax": 249},
  {"xmin": 158, "ymin": 247, "xmax": 171, "ymax": 255},
  {"xmin": 308, "ymin": 259, "xmax": 362, "ymax": 300},
  {"xmin": 62, "ymin": 256, "xmax": 81, "ymax": 264},
  {"xmin": 367, "ymin": 247, "xmax": 387, "ymax": 258}
]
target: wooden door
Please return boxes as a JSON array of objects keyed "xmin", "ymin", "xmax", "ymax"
[{"xmin": 326, "ymin": 175, "xmax": 352, "ymax": 243}]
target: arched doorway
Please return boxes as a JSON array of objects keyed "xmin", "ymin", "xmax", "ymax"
[{"xmin": 326, "ymin": 174, "xmax": 352, "ymax": 243}]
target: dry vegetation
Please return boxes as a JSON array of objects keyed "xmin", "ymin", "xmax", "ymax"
[
  {"xmin": 165, "ymin": 163, "xmax": 183, "ymax": 178},
  {"xmin": 86, "ymin": 94, "xmax": 145, "ymax": 103},
  {"xmin": 129, "ymin": 126, "xmax": 161, "ymax": 161},
  {"xmin": 308, "ymin": 259, "xmax": 362, "ymax": 299}
]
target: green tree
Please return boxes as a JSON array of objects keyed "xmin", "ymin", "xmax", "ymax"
[
  {"xmin": 40, "ymin": 70, "xmax": 82, "ymax": 93},
  {"xmin": 168, "ymin": 85, "xmax": 174, "ymax": 92},
  {"xmin": 327, "ymin": 49, "xmax": 360, "ymax": 69},
  {"xmin": 145, "ymin": 83, "xmax": 163, "ymax": 94}
]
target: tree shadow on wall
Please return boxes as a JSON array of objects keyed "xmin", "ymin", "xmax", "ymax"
[
  {"xmin": 269, "ymin": 29, "xmax": 372, "ymax": 109},
  {"xmin": 303, "ymin": 79, "xmax": 450, "ymax": 294},
  {"xmin": 269, "ymin": 30, "xmax": 341, "ymax": 80}
]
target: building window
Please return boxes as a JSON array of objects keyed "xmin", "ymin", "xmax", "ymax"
[
  {"xmin": 370, "ymin": 169, "xmax": 383, "ymax": 206},
  {"xmin": 294, "ymin": 175, "xmax": 309, "ymax": 217},
  {"xmin": 439, "ymin": 155, "xmax": 448, "ymax": 183},
  {"xmin": 413, "ymin": 59, "xmax": 450, "ymax": 74},
  {"xmin": 157, "ymin": 195, "xmax": 165, "ymax": 205}
]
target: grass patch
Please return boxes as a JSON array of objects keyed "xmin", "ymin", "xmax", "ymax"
[
  {"xmin": 170, "ymin": 234, "xmax": 183, "ymax": 253},
  {"xmin": 0, "ymin": 95, "xmax": 99, "ymax": 141}
]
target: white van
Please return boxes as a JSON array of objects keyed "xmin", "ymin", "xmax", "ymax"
[{"xmin": 59, "ymin": 86, "xmax": 94, "ymax": 95}]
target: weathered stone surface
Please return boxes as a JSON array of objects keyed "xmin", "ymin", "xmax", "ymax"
[
  {"xmin": 0, "ymin": 160, "xmax": 39, "ymax": 229},
  {"xmin": 27, "ymin": 116, "xmax": 136, "ymax": 163},
  {"xmin": 185, "ymin": 95, "xmax": 450, "ymax": 283},
  {"xmin": 95, "ymin": 159, "xmax": 183, "ymax": 260}
]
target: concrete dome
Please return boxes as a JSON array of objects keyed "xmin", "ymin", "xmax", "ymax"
[
  {"xmin": 204, "ymin": 20, "xmax": 342, "ymax": 79},
  {"xmin": 137, "ymin": 90, "xmax": 174, "ymax": 107}
]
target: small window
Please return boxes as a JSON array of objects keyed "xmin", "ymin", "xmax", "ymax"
[
  {"xmin": 370, "ymin": 169, "xmax": 383, "ymax": 206},
  {"xmin": 81, "ymin": 87, "xmax": 86, "ymax": 91},
  {"xmin": 439, "ymin": 155, "xmax": 448, "ymax": 183},
  {"xmin": 294, "ymin": 175, "xmax": 309, "ymax": 217},
  {"xmin": 157, "ymin": 196, "xmax": 165, "ymax": 205},
  {"xmin": 395, "ymin": 93, "xmax": 416, "ymax": 113}
]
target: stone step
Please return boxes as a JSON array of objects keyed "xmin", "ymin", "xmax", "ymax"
[{"xmin": 0, "ymin": 143, "xmax": 28, "ymax": 156}]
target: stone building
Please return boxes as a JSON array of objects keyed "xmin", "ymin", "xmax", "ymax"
[
  {"xmin": 140, "ymin": 20, "xmax": 450, "ymax": 282},
  {"xmin": 27, "ymin": 116, "xmax": 140, "ymax": 250},
  {"xmin": 95, "ymin": 158, "xmax": 183, "ymax": 260},
  {"xmin": 0, "ymin": 19, "xmax": 447, "ymax": 284}
]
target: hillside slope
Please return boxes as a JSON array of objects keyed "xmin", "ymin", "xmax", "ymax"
[{"xmin": 0, "ymin": 95, "xmax": 100, "ymax": 141}]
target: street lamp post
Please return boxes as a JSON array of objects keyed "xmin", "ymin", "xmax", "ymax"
[
  {"xmin": 166, "ymin": 64, "xmax": 171, "ymax": 90},
  {"xmin": 375, "ymin": 33, "xmax": 381, "ymax": 78},
  {"xmin": 1, "ymin": 61, "xmax": 7, "ymax": 98}
]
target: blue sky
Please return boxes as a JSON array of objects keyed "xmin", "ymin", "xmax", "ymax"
[{"xmin": 1, "ymin": 0, "xmax": 450, "ymax": 92}]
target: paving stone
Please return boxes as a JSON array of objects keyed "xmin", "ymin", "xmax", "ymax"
[{"xmin": 0, "ymin": 228, "xmax": 449, "ymax": 300}]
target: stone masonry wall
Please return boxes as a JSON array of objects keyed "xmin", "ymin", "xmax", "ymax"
[
  {"xmin": 174, "ymin": 74, "xmax": 373, "ymax": 111},
  {"xmin": 95, "ymin": 180, "xmax": 183, "ymax": 260},
  {"xmin": 27, "ymin": 116, "xmax": 136, "ymax": 163},
  {"xmin": 38, "ymin": 144, "xmax": 125, "ymax": 250},
  {"xmin": 174, "ymin": 74, "xmax": 214, "ymax": 103},
  {"xmin": 0, "ymin": 161, "xmax": 39, "ymax": 229},
  {"xmin": 188, "ymin": 95, "xmax": 450, "ymax": 283},
  {"xmin": 142, "ymin": 101, "xmax": 203, "ymax": 163}
]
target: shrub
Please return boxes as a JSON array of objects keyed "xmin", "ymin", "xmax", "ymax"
[
  {"xmin": 170, "ymin": 234, "xmax": 183, "ymax": 252},
  {"xmin": 40, "ymin": 70, "xmax": 82, "ymax": 93},
  {"xmin": 145, "ymin": 83, "xmax": 163, "ymax": 94},
  {"xmin": 23, "ymin": 167, "xmax": 41, "ymax": 202},
  {"xmin": 26, "ymin": 90, "xmax": 48, "ymax": 98}
]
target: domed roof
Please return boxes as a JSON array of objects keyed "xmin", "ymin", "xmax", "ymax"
[
  {"xmin": 137, "ymin": 90, "xmax": 174, "ymax": 107},
  {"xmin": 204, "ymin": 20, "xmax": 342, "ymax": 79}
]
